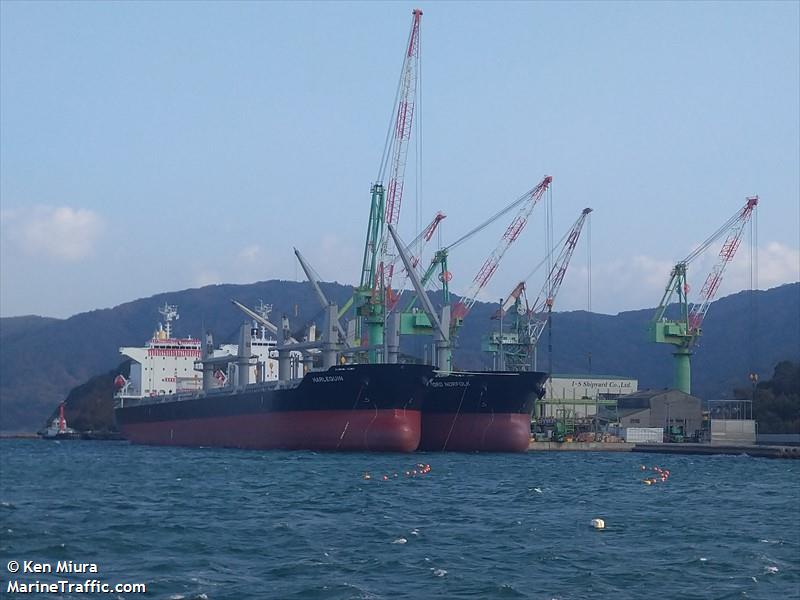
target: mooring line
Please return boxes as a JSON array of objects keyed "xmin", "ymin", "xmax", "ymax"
[{"xmin": 442, "ymin": 385, "xmax": 469, "ymax": 451}]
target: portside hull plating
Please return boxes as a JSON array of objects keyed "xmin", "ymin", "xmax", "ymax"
[{"xmin": 119, "ymin": 409, "xmax": 420, "ymax": 452}]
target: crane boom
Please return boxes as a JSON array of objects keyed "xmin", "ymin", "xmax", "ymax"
[
  {"xmin": 293, "ymin": 248, "xmax": 350, "ymax": 347},
  {"xmin": 482, "ymin": 207, "xmax": 591, "ymax": 371},
  {"xmin": 525, "ymin": 207, "xmax": 592, "ymax": 347},
  {"xmin": 452, "ymin": 175, "xmax": 552, "ymax": 322},
  {"xmin": 386, "ymin": 211, "xmax": 446, "ymax": 311},
  {"xmin": 688, "ymin": 196, "xmax": 758, "ymax": 331},
  {"xmin": 377, "ymin": 9, "xmax": 423, "ymax": 298},
  {"xmin": 500, "ymin": 281, "xmax": 527, "ymax": 315}
]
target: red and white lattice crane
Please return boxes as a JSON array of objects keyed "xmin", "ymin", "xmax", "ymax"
[
  {"xmin": 376, "ymin": 9, "xmax": 423, "ymax": 301},
  {"xmin": 451, "ymin": 175, "xmax": 553, "ymax": 322}
]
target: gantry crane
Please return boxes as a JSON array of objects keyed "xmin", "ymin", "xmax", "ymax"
[
  {"xmin": 483, "ymin": 208, "xmax": 592, "ymax": 371},
  {"xmin": 650, "ymin": 196, "xmax": 758, "ymax": 394}
]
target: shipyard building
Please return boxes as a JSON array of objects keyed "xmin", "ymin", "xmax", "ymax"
[
  {"xmin": 539, "ymin": 374, "xmax": 638, "ymax": 418},
  {"xmin": 610, "ymin": 389, "xmax": 703, "ymax": 437}
]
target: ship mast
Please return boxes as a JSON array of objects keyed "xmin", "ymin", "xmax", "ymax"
[{"xmin": 158, "ymin": 303, "xmax": 179, "ymax": 339}]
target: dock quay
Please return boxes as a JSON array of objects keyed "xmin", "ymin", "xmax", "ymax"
[
  {"xmin": 528, "ymin": 441, "xmax": 800, "ymax": 459},
  {"xmin": 528, "ymin": 441, "xmax": 636, "ymax": 452}
]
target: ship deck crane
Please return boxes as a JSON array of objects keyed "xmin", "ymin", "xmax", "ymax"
[
  {"xmin": 385, "ymin": 211, "xmax": 446, "ymax": 311},
  {"xmin": 649, "ymin": 196, "xmax": 758, "ymax": 394}
]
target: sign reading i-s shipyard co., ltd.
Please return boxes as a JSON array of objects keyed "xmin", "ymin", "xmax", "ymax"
[{"xmin": 545, "ymin": 375, "xmax": 638, "ymax": 400}]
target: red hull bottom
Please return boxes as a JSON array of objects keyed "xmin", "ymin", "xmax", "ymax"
[
  {"xmin": 121, "ymin": 409, "xmax": 421, "ymax": 452},
  {"xmin": 420, "ymin": 413, "xmax": 532, "ymax": 452}
]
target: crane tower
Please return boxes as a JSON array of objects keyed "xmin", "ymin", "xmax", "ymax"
[{"xmin": 650, "ymin": 196, "xmax": 758, "ymax": 394}]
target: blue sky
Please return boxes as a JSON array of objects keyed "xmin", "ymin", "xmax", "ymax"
[{"xmin": 1, "ymin": 1, "xmax": 798, "ymax": 319}]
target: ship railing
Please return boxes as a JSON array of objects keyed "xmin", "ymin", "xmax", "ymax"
[{"xmin": 116, "ymin": 378, "xmax": 302, "ymax": 408}]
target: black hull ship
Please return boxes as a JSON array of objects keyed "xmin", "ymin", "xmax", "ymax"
[
  {"xmin": 115, "ymin": 364, "xmax": 433, "ymax": 453},
  {"xmin": 420, "ymin": 370, "xmax": 547, "ymax": 452}
]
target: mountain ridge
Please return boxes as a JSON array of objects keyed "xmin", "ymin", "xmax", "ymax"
[{"xmin": 1, "ymin": 281, "xmax": 797, "ymax": 432}]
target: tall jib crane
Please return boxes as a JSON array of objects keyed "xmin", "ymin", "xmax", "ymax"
[
  {"xmin": 484, "ymin": 207, "xmax": 592, "ymax": 371},
  {"xmin": 451, "ymin": 175, "xmax": 553, "ymax": 328},
  {"xmin": 354, "ymin": 9, "xmax": 422, "ymax": 362},
  {"xmin": 391, "ymin": 175, "xmax": 553, "ymax": 370},
  {"xmin": 650, "ymin": 196, "xmax": 758, "ymax": 394},
  {"xmin": 400, "ymin": 175, "xmax": 553, "ymax": 321}
]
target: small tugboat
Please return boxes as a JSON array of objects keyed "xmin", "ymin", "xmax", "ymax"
[{"xmin": 39, "ymin": 402, "xmax": 81, "ymax": 440}]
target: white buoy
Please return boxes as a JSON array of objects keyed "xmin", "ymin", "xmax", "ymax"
[{"xmin": 591, "ymin": 518, "xmax": 605, "ymax": 530}]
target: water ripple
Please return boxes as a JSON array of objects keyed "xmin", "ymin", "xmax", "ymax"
[{"xmin": 1, "ymin": 441, "xmax": 798, "ymax": 599}]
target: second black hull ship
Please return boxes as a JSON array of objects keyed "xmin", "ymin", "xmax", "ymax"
[
  {"xmin": 420, "ymin": 370, "xmax": 547, "ymax": 452},
  {"xmin": 115, "ymin": 364, "xmax": 434, "ymax": 452}
]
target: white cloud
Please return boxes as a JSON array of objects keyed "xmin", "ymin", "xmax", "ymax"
[
  {"xmin": 2, "ymin": 205, "xmax": 104, "ymax": 261},
  {"xmin": 192, "ymin": 268, "xmax": 222, "ymax": 288},
  {"xmin": 189, "ymin": 243, "xmax": 290, "ymax": 288},
  {"xmin": 237, "ymin": 244, "xmax": 264, "ymax": 263},
  {"xmin": 559, "ymin": 242, "xmax": 799, "ymax": 315},
  {"xmin": 572, "ymin": 254, "xmax": 676, "ymax": 314},
  {"xmin": 751, "ymin": 242, "xmax": 800, "ymax": 288},
  {"xmin": 311, "ymin": 234, "xmax": 360, "ymax": 282}
]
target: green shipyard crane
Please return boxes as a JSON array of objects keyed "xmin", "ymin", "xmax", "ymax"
[
  {"xmin": 483, "ymin": 207, "xmax": 592, "ymax": 371},
  {"xmin": 322, "ymin": 9, "xmax": 553, "ymax": 371},
  {"xmin": 350, "ymin": 9, "xmax": 422, "ymax": 362},
  {"xmin": 391, "ymin": 176, "xmax": 553, "ymax": 369},
  {"xmin": 649, "ymin": 196, "xmax": 758, "ymax": 394}
]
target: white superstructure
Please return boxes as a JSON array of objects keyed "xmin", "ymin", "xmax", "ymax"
[
  {"xmin": 213, "ymin": 302, "xmax": 283, "ymax": 384},
  {"xmin": 115, "ymin": 301, "xmax": 291, "ymax": 400},
  {"xmin": 116, "ymin": 303, "xmax": 203, "ymax": 398}
]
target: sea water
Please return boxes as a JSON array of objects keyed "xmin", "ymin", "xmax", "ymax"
[{"xmin": 1, "ymin": 440, "xmax": 798, "ymax": 599}]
